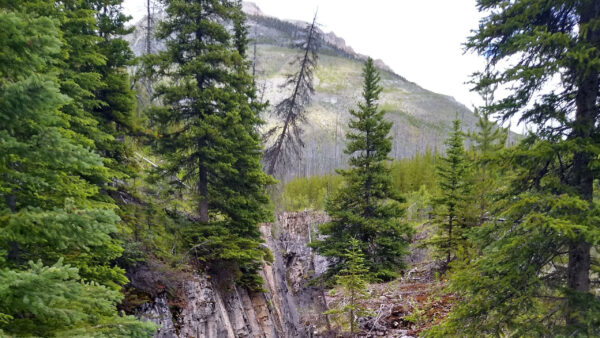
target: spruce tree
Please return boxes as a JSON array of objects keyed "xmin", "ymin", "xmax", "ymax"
[
  {"xmin": 429, "ymin": 119, "xmax": 475, "ymax": 266},
  {"xmin": 312, "ymin": 58, "xmax": 413, "ymax": 281},
  {"xmin": 429, "ymin": 0, "xmax": 600, "ymax": 335},
  {"xmin": 324, "ymin": 238, "xmax": 370, "ymax": 334},
  {"xmin": 148, "ymin": 0, "xmax": 272, "ymax": 288},
  {"xmin": 0, "ymin": 10, "xmax": 153, "ymax": 336},
  {"xmin": 216, "ymin": 2, "xmax": 276, "ymax": 287},
  {"xmin": 90, "ymin": 0, "xmax": 140, "ymax": 176},
  {"xmin": 14, "ymin": 0, "xmax": 136, "ymax": 179},
  {"xmin": 470, "ymin": 107, "xmax": 507, "ymax": 221}
]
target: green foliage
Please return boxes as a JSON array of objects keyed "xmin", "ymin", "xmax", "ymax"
[
  {"xmin": 280, "ymin": 174, "xmax": 344, "ymax": 211},
  {"xmin": 404, "ymin": 184, "xmax": 434, "ymax": 222},
  {"xmin": 389, "ymin": 148, "xmax": 438, "ymax": 195},
  {"xmin": 427, "ymin": 119, "xmax": 475, "ymax": 266},
  {"xmin": 0, "ymin": 9, "xmax": 152, "ymax": 335},
  {"xmin": 90, "ymin": 0, "xmax": 141, "ymax": 177},
  {"xmin": 469, "ymin": 106, "xmax": 508, "ymax": 221},
  {"xmin": 428, "ymin": 0, "xmax": 600, "ymax": 335},
  {"xmin": 429, "ymin": 138, "xmax": 600, "ymax": 336},
  {"xmin": 324, "ymin": 238, "xmax": 370, "ymax": 334},
  {"xmin": 146, "ymin": 0, "xmax": 273, "ymax": 289},
  {"xmin": 312, "ymin": 58, "xmax": 413, "ymax": 281},
  {"xmin": 0, "ymin": 259, "xmax": 155, "ymax": 337}
]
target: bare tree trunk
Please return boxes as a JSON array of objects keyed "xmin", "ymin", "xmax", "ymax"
[
  {"xmin": 252, "ymin": 26, "xmax": 257, "ymax": 78},
  {"xmin": 320, "ymin": 280, "xmax": 332, "ymax": 332},
  {"xmin": 198, "ymin": 165, "xmax": 209, "ymax": 222},
  {"xmin": 265, "ymin": 13, "xmax": 319, "ymax": 176},
  {"xmin": 350, "ymin": 290, "xmax": 355, "ymax": 333},
  {"xmin": 447, "ymin": 215, "xmax": 453, "ymax": 266},
  {"xmin": 5, "ymin": 194, "xmax": 19, "ymax": 263},
  {"xmin": 146, "ymin": 0, "xmax": 151, "ymax": 54},
  {"xmin": 5, "ymin": 194, "xmax": 15, "ymax": 212}
]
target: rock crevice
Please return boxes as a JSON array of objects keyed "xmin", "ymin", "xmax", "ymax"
[{"xmin": 138, "ymin": 211, "xmax": 330, "ymax": 337}]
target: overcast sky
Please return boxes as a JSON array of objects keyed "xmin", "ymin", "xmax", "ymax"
[{"xmin": 123, "ymin": 0, "xmax": 491, "ymax": 120}]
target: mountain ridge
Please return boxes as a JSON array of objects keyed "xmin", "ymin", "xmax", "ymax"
[
  {"xmin": 242, "ymin": 1, "xmax": 397, "ymax": 74},
  {"xmin": 125, "ymin": 2, "xmax": 511, "ymax": 180}
]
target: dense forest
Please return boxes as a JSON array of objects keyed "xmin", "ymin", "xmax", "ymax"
[{"xmin": 0, "ymin": 0, "xmax": 599, "ymax": 337}]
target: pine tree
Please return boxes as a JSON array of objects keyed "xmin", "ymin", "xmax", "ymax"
[
  {"xmin": 471, "ymin": 110, "xmax": 507, "ymax": 157},
  {"xmin": 429, "ymin": 119, "xmax": 475, "ymax": 266},
  {"xmin": 324, "ymin": 238, "xmax": 370, "ymax": 334},
  {"xmin": 90, "ymin": 0, "xmax": 140, "ymax": 176},
  {"xmin": 216, "ymin": 1, "xmax": 276, "ymax": 287},
  {"xmin": 470, "ymin": 107, "xmax": 507, "ymax": 222},
  {"xmin": 469, "ymin": 82, "xmax": 508, "ymax": 222},
  {"xmin": 264, "ymin": 12, "xmax": 320, "ymax": 176},
  {"xmin": 147, "ymin": 0, "xmax": 272, "ymax": 288},
  {"xmin": 15, "ymin": 0, "xmax": 136, "ymax": 179},
  {"xmin": 11, "ymin": 0, "xmax": 145, "ymax": 287},
  {"xmin": 428, "ymin": 0, "xmax": 600, "ymax": 335},
  {"xmin": 0, "ymin": 10, "xmax": 153, "ymax": 336},
  {"xmin": 312, "ymin": 58, "xmax": 413, "ymax": 281}
]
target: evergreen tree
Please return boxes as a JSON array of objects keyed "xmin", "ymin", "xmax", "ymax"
[
  {"xmin": 20, "ymin": 0, "xmax": 112, "ymax": 152},
  {"xmin": 12, "ymin": 0, "xmax": 146, "ymax": 288},
  {"xmin": 0, "ymin": 10, "xmax": 153, "ymax": 336},
  {"xmin": 429, "ymin": 119, "xmax": 475, "ymax": 266},
  {"xmin": 90, "ymin": 0, "xmax": 141, "ymax": 176},
  {"xmin": 312, "ymin": 58, "xmax": 413, "ymax": 281},
  {"xmin": 324, "ymin": 238, "xmax": 370, "ymax": 334},
  {"xmin": 216, "ymin": 1, "xmax": 276, "ymax": 287},
  {"xmin": 14, "ymin": 0, "xmax": 137, "ymax": 178},
  {"xmin": 471, "ymin": 109, "xmax": 507, "ymax": 158},
  {"xmin": 469, "ymin": 84, "xmax": 508, "ymax": 221},
  {"xmin": 470, "ymin": 108, "xmax": 507, "ymax": 221},
  {"xmin": 429, "ymin": 0, "xmax": 600, "ymax": 335},
  {"xmin": 147, "ymin": 0, "xmax": 272, "ymax": 289}
]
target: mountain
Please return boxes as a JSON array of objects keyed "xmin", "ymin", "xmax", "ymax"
[{"xmin": 125, "ymin": 2, "xmax": 497, "ymax": 180}]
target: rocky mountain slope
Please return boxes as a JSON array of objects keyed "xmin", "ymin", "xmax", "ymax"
[{"xmin": 126, "ymin": 2, "xmax": 500, "ymax": 180}]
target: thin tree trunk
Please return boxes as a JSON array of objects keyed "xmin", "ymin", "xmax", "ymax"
[
  {"xmin": 320, "ymin": 280, "xmax": 332, "ymax": 332},
  {"xmin": 5, "ymin": 194, "xmax": 15, "ymax": 212},
  {"xmin": 447, "ymin": 215, "xmax": 453, "ymax": 266},
  {"xmin": 252, "ymin": 26, "xmax": 257, "ymax": 78},
  {"xmin": 198, "ymin": 165, "xmax": 209, "ymax": 222},
  {"xmin": 146, "ymin": 0, "xmax": 151, "ymax": 55},
  {"xmin": 5, "ymin": 194, "xmax": 19, "ymax": 263},
  {"xmin": 266, "ymin": 14, "xmax": 317, "ymax": 175},
  {"xmin": 350, "ymin": 289, "xmax": 355, "ymax": 333},
  {"xmin": 566, "ymin": 1, "xmax": 599, "ymax": 325}
]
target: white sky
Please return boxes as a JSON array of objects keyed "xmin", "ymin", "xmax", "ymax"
[{"xmin": 123, "ymin": 0, "xmax": 497, "ymax": 124}]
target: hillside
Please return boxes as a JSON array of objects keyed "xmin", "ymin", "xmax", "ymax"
[{"xmin": 126, "ymin": 2, "xmax": 486, "ymax": 179}]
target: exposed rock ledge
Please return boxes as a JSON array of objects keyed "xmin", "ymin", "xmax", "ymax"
[{"xmin": 137, "ymin": 211, "xmax": 331, "ymax": 337}]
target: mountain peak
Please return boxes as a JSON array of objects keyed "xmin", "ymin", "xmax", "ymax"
[
  {"xmin": 241, "ymin": 1, "xmax": 395, "ymax": 74},
  {"xmin": 242, "ymin": 1, "xmax": 264, "ymax": 17}
]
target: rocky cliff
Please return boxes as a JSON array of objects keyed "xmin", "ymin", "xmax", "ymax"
[{"xmin": 136, "ymin": 211, "xmax": 331, "ymax": 337}]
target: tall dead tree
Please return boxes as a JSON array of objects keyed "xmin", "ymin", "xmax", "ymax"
[
  {"xmin": 144, "ymin": 0, "xmax": 156, "ymax": 99},
  {"xmin": 264, "ymin": 12, "xmax": 320, "ymax": 176},
  {"xmin": 146, "ymin": 0, "xmax": 151, "ymax": 54}
]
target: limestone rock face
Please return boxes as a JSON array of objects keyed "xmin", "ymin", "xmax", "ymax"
[
  {"xmin": 137, "ymin": 211, "xmax": 330, "ymax": 338},
  {"xmin": 138, "ymin": 294, "xmax": 176, "ymax": 338}
]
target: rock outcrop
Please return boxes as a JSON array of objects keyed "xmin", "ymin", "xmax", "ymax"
[{"xmin": 137, "ymin": 211, "xmax": 331, "ymax": 337}]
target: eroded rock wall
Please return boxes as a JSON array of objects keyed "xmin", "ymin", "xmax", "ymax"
[{"xmin": 137, "ymin": 211, "xmax": 330, "ymax": 338}]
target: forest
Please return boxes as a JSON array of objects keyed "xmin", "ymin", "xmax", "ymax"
[{"xmin": 0, "ymin": 0, "xmax": 599, "ymax": 337}]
